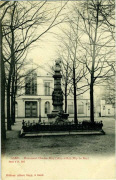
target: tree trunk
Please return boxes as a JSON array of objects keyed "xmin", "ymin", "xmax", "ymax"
[
  {"xmin": 13, "ymin": 64, "xmax": 16, "ymax": 123},
  {"xmin": 0, "ymin": 19, "xmax": 6, "ymax": 149},
  {"xmin": 7, "ymin": 83, "xmax": 11, "ymax": 130},
  {"xmin": 13, "ymin": 70, "xmax": 17, "ymax": 123},
  {"xmin": 13, "ymin": 91, "xmax": 16, "ymax": 123},
  {"xmin": 64, "ymin": 81, "xmax": 67, "ymax": 113},
  {"xmin": 73, "ymin": 66, "xmax": 78, "ymax": 124},
  {"xmin": 11, "ymin": 65, "xmax": 16, "ymax": 124},
  {"xmin": 11, "ymin": 78, "xmax": 14, "ymax": 125},
  {"xmin": 90, "ymin": 75, "xmax": 94, "ymax": 123},
  {"xmin": 89, "ymin": 3, "xmax": 99, "ymax": 123},
  {"xmin": 7, "ymin": 21, "xmax": 15, "ymax": 127}
]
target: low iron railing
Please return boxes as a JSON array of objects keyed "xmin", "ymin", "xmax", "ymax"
[{"xmin": 22, "ymin": 120, "xmax": 103, "ymax": 132}]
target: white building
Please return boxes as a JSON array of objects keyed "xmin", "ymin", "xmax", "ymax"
[
  {"xmin": 12, "ymin": 67, "xmax": 114, "ymax": 122},
  {"xmin": 101, "ymin": 100, "xmax": 115, "ymax": 117},
  {"xmin": 15, "ymin": 68, "xmax": 91, "ymax": 122}
]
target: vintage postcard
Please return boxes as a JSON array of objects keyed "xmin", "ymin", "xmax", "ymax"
[{"xmin": 1, "ymin": 0, "xmax": 115, "ymax": 179}]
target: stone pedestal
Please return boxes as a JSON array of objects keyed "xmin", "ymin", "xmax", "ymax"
[
  {"xmin": 47, "ymin": 59, "xmax": 69, "ymax": 123},
  {"xmin": 47, "ymin": 113, "xmax": 69, "ymax": 123}
]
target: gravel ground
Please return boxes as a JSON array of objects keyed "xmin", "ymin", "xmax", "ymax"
[{"xmin": 3, "ymin": 117, "xmax": 115, "ymax": 157}]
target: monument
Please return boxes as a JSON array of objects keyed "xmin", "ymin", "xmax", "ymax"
[
  {"xmin": 47, "ymin": 59, "xmax": 69, "ymax": 123},
  {"xmin": 20, "ymin": 59, "xmax": 105, "ymax": 137}
]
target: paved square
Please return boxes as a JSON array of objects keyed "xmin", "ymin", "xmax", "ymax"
[{"xmin": 3, "ymin": 117, "xmax": 115, "ymax": 157}]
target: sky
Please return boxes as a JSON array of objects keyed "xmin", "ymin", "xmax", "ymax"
[
  {"xmin": 3, "ymin": 1, "xmax": 114, "ymax": 81},
  {"xmin": 24, "ymin": 1, "xmax": 73, "ymax": 69},
  {"xmin": 25, "ymin": 0, "xmax": 114, "ymax": 74},
  {"xmin": 27, "ymin": 30, "xmax": 58, "ymax": 66}
]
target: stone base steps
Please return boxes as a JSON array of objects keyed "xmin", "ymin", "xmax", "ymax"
[{"xmin": 20, "ymin": 129, "xmax": 105, "ymax": 137}]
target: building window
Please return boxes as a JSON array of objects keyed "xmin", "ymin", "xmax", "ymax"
[
  {"xmin": 78, "ymin": 102, "xmax": 84, "ymax": 114},
  {"xmin": 103, "ymin": 106, "xmax": 105, "ymax": 110},
  {"xmin": 68, "ymin": 105, "xmax": 74, "ymax": 114},
  {"xmin": 108, "ymin": 109, "xmax": 110, "ymax": 114},
  {"xmin": 25, "ymin": 72, "xmax": 37, "ymax": 95},
  {"xmin": 25, "ymin": 101, "xmax": 37, "ymax": 117},
  {"xmin": 44, "ymin": 82, "xmax": 50, "ymax": 95},
  {"xmin": 45, "ymin": 101, "xmax": 50, "ymax": 114}
]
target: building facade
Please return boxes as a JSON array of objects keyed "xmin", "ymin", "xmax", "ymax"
[
  {"xmin": 15, "ymin": 69, "xmax": 91, "ymax": 122},
  {"xmin": 11, "ymin": 68, "xmax": 114, "ymax": 122},
  {"xmin": 100, "ymin": 100, "xmax": 115, "ymax": 117}
]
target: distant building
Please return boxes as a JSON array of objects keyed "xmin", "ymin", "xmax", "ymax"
[
  {"xmin": 14, "ymin": 68, "xmax": 91, "ymax": 122},
  {"xmin": 101, "ymin": 100, "xmax": 115, "ymax": 117},
  {"xmin": 94, "ymin": 85, "xmax": 115, "ymax": 117},
  {"xmin": 6, "ymin": 67, "xmax": 114, "ymax": 121}
]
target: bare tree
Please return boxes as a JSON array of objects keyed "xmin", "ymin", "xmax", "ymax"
[
  {"xmin": 0, "ymin": 20, "xmax": 6, "ymax": 144},
  {"xmin": 2, "ymin": 1, "xmax": 68, "ymax": 130},
  {"xmin": 76, "ymin": 0, "xmax": 115, "ymax": 122},
  {"xmin": 0, "ymin": 1, "xmax": 12, "ymax": 149},
  {"xmin": 55, "ymin": 48, "xmax": 72, "ymax": 113},
  {"xmin": 55, "ymin": 0, "xmax": 114, "ymax": 124},
  {"xmin": 56, "ymin": 8, "xmax": 89, "ymax": 124},
  {"xmin": 102, "ymin": 76, "xmax": 115, "ymax": 105}
]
